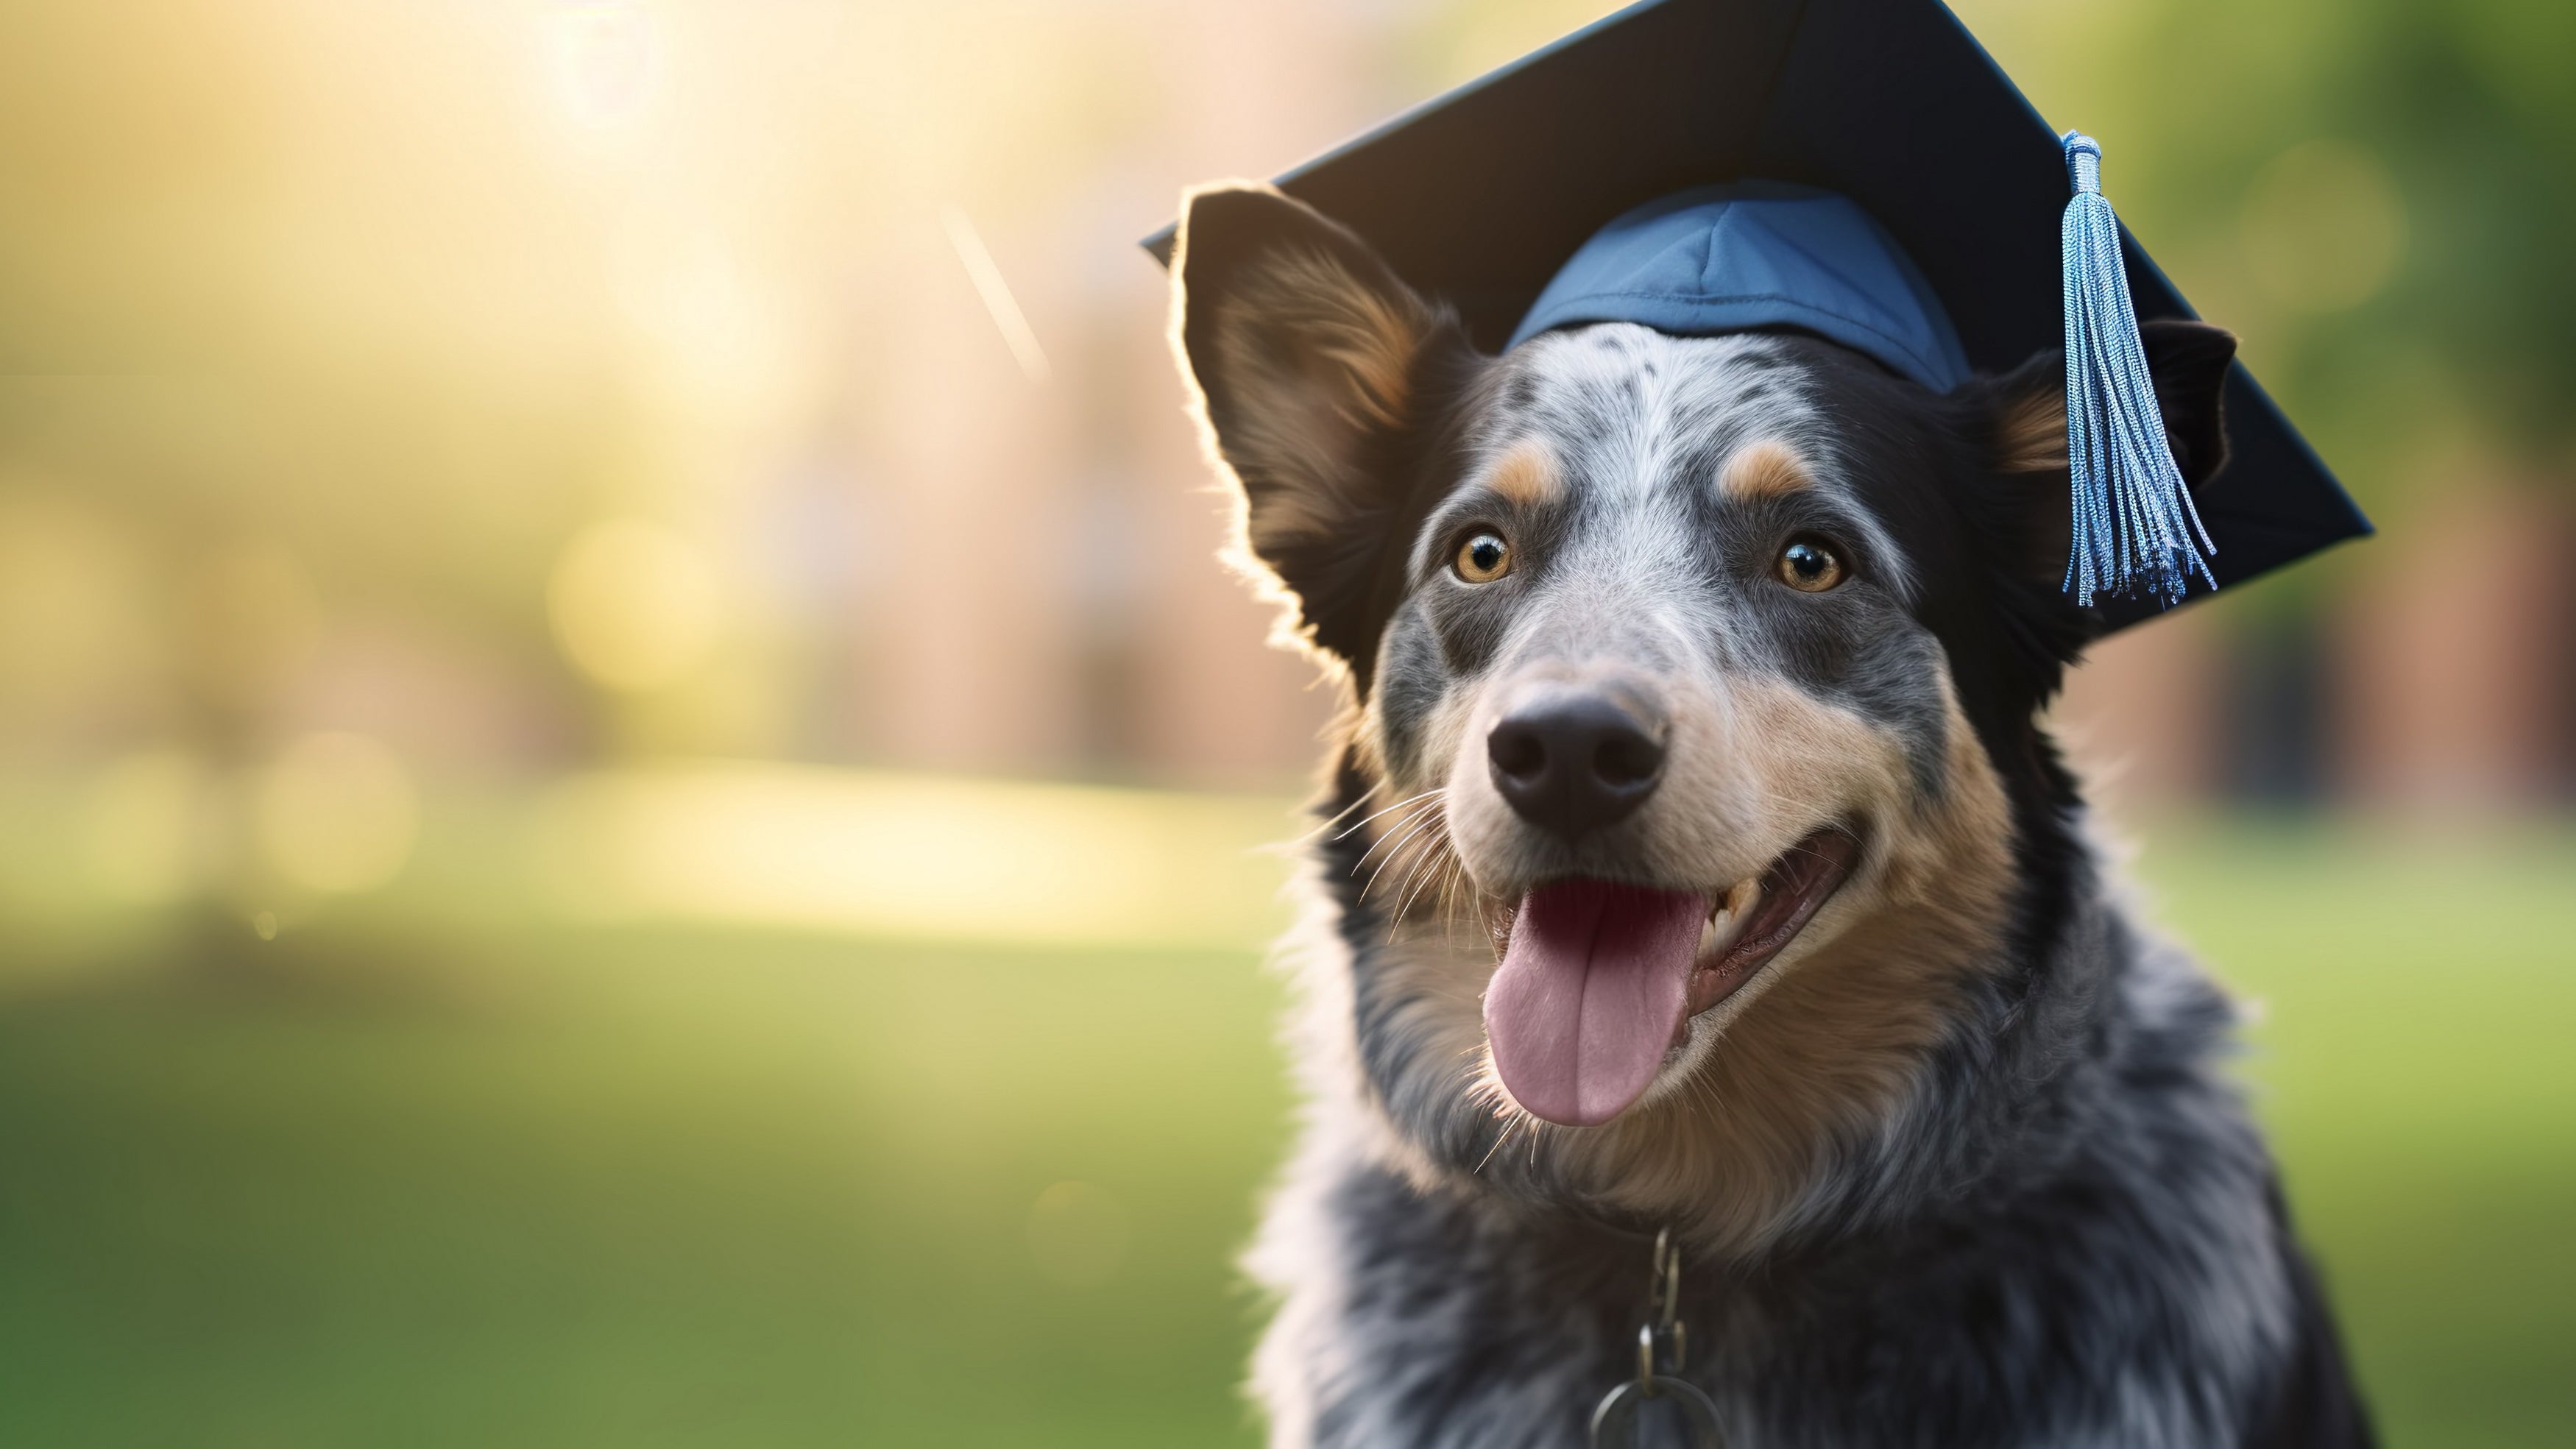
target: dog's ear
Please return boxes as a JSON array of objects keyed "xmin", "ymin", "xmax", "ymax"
[
  {"xmin": 2134, "ymin": 319, "xmax": 2237, "ymax": 488},
  {"xmin": 1171, "ymin": 183, "xmax": 1476, "ymax": 676},
  {"xmin": 1969, "ymin": 319, "xmax": 2239, "ymax": 586}
]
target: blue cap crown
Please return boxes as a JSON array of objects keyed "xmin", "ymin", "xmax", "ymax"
[{"xmin": 1506, "ymin": 181, "xmax": 1971, "ymax": 393}]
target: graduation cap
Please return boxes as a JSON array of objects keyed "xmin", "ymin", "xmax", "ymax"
[{"xmin": 1145, "ymin": 0, "xmax": 2370, "ymax": 628}]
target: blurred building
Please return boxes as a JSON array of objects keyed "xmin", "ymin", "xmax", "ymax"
[{"xmin": 832, "ymin": 1, "xmax": 1379, "ymax": 787}]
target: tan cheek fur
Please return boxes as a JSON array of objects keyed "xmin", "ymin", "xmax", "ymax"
[{"xmin": 1344, "ymin": 666, "xmax": 2020, "ymax": 1257}]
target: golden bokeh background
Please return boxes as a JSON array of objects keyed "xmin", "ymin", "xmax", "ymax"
[{"xmin": 1, "ymin": 1, "xmax": 2570, "ymax": 1444}]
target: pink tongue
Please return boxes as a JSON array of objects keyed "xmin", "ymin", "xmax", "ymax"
[{"xmin": 1483, "ymin": 880, "xmax": 1710, "ymax": 1127}]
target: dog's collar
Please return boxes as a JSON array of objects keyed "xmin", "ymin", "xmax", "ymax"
[{"xmin": 1589, "ymin": 1229, "xmax": 1726, "ymax": 1448}]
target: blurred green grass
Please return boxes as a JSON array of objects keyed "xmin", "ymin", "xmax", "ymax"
[{"xmin": 0, "ymin": 804, "xmax": 2569, "ymax": 1446}]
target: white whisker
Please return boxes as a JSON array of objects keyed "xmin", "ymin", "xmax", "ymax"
[
  {"xmin": 1287, "ymin": 777, "xmax": 1391, "ymax": 848},
  {"xmin": 1331, "ymin": 786, "xmax": 1448, "ymax": 843},
  {"xmin": 1472, "ymin": 1117, "xmax": 1520, "ymax": 1177},
  {"xmin": 1389, "ymin": 826, "xmax": 1454, "ymax": 926},
  {"xmin": 1357, "ymin": 805, "xmax": 1449, "ymax": 899},
  {"xmin": 1350, "ymin": 794, "xmax": 1444, "ymax": 875}
]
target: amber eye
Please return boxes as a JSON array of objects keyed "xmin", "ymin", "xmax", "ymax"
[
  {"xmin": 1776, "ymin": 537, "xmax": 1846, "ymax": 592},
  {"xmin": 1455, "ymin": 531, "xmax": 1512, "ymax": 583}
]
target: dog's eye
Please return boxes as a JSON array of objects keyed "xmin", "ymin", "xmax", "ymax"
[
  {"xmin": 1455, "ymin": 531, "xmax": 1512, "ymax": 584},
  {"xmin": 1776, "ymin": 537, "xmax": 1846, "ymax": 592}
]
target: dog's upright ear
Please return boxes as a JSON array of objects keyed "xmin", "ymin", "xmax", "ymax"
[
  {"xmin": 1171, "ymin": 183, "xmax": 1476, "ymax": 679},
  {"xmin": 1967, "ymin": 319, "xmax": 2239, "ymax": 589}
]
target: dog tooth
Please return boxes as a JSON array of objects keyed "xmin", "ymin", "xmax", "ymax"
[{"xmin": 1696, "ymin": 912, "xmax": 1730, "ymax": 954}]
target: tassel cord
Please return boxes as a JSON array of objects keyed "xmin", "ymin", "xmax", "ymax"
[{"xmin": 2059, "ymin": 132, "xmax": 2216, "ymax": 607}]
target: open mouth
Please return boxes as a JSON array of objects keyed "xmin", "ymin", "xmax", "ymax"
[{"xmin": 1481, "ymin": 828, "xmax": 1861, "ymax": 1128}]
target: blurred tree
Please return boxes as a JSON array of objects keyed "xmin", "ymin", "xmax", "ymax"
[{"xmin": 1957, "ymin": 0, "xmax": 2576, "ymax": 520}]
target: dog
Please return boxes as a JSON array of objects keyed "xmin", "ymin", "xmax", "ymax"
[{"xmin": 1164, "ymin": 182, "xmax": 2374, "ymax": 1449}]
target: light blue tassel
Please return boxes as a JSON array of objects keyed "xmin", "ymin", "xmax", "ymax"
[{"xmin": 2060, "ymin": 132, "xmax": 2214, "ymax": 607}]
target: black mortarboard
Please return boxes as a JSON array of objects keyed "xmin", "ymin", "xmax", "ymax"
[{"xmin": 1147, "ymin": 0, "xmax": 2371, "ymax": 628}]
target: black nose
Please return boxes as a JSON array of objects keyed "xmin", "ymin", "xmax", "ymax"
[{"xmin": 1487, "ymin": 695, "xmax": 1666, "ymax": 840}]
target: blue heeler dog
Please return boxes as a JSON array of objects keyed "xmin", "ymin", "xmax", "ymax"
[{"xmin": 1166, "ymin": 183, "xmax": 2374, "ymax": 1448}]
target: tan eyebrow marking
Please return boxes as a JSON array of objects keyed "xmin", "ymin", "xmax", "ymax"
[
  {"xmin": 1485, "ymin": 439, "xmax": 1562, "ymax": 507},
  {"xmin": 1719, "ymin": 438, "xmax": 1814, "ymax": 500}
]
